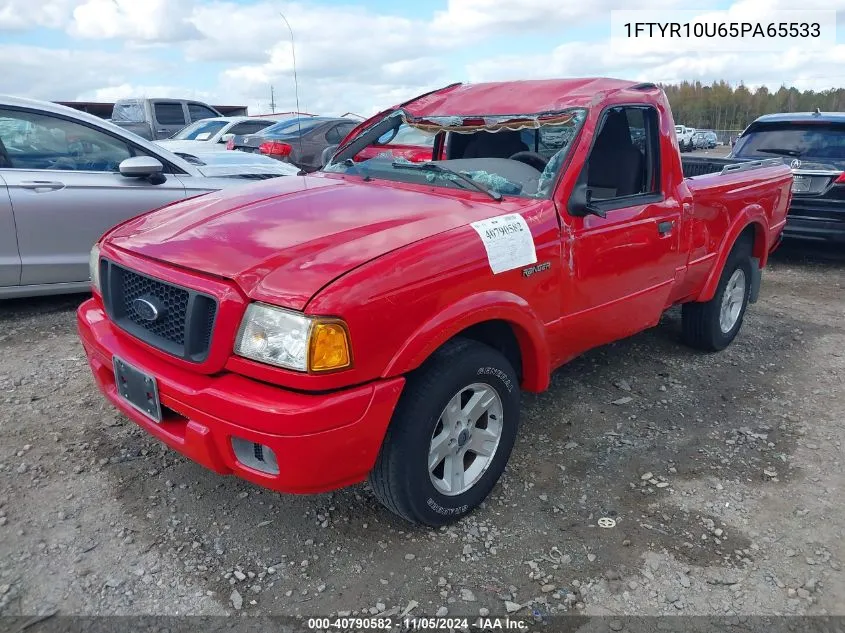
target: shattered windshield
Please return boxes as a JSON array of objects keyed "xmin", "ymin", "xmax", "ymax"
[
  {"xmin": 112, "ymin": 100, "xmax": 144, "ymax": 123},
  {"xmin": 324, "ymin": 108, "xmax": 587, "ymax": 199}
]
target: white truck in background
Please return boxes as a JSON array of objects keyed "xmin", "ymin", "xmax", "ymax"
[{"xmin": 675, "ymin": 124, "xmax": 696, "ymax": 152}]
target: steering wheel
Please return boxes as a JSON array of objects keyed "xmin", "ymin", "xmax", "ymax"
[
  {"xmin": 508, "ymin": 151, "xmax": 548, "ymax": 171},
  {"xmin": 48, "ymin": 157, "xmax": 78, "ymax": 171}
]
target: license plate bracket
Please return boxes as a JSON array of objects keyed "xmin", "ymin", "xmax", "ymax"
[
  {"xmin": 792, "ymin": 175, "xmax": 810, "ymax": 193},
  {"xmin": 113, "ymin": 356, "xmax": 162, "ymax": 423}
]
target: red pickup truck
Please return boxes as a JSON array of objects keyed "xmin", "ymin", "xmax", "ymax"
[{"xmin": 78, "ymin": 78, "xmax": 792, "ymax": 526}]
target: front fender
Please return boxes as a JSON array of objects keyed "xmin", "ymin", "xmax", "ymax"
[
  {"xmin": 382, "ymin": 291, "xmax": 551, "ymax": 393},
  {"xmin": 698, "ymin": 204, "xmax": 768, "ymax": 303}
]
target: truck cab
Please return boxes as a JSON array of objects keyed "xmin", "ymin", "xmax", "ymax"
[
  {"xmin": 78, "ymin": 78, "xmax": 792, "ymax": 526},
  {"xmin": 111, "ymin": 99, "xmax": 223, "ymax": 141}
]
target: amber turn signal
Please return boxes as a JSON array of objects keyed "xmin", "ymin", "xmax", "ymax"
[{"xmin": 309, "ymin": 321, "xmax": 352, "ymax": 372}]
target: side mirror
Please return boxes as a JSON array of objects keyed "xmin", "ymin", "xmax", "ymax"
[
  {"xmin": 220, "ymin": 133, "xmax": 234, "ymax": 143},
  {"xmin": 567, "ymin": 181, "xmax": 606, "ymax": 218},
  {"xmin": 119, "ymin": 156, "xmax": 165, "ymax": 183},
  {"xmin": 321, "ymin": 144, "xmax": 339, "ymax": 168}
]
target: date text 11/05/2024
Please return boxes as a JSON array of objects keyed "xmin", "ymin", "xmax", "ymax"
[{"xmin": 306, "ymin": 616, "xmax": 529, "ymax": 630}]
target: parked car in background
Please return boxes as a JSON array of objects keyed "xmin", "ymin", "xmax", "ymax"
[
  {"xmin": 693, "ymin": 130, "xmax": 717, "ymax": 149},
  {"xmin": 228, "ymin": 116, "xmax": 357, "ymax": 172},
  {"xmin": 78, "ymin": 78, "xmax": 791, "ymax": 526},
  {"xmin": 352, "ymin": 124, "xmax": 436, "ymax": 163},
  {"xmin": 156, "ymin": 117, "xmax": 276, "ymax": 154},
  {"xmin": 0, "ymin": 95, "xmax": 298, "ymax": 298},
  {"xmin": 731, "ymin": 111, "xmax": 845, "ymax": 242},
  {"xmin": 110, "ymin": 98, "xmax": 223, "ymax": 141},
  {"xmin": 675, "ymin": 125, "xmax": 696, "ymax": 151}
]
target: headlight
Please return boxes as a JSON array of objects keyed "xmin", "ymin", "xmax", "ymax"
[
  {"xmin": 89, "ymin": 244, "xmax": 101, "ymax": 292},
  {"xmin": 234, "ymin": 303, "xmax": 352, "ymax": 373}
]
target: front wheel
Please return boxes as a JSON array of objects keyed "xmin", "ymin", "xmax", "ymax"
[{"xmin": 369, "ymin": 339, "xmax": 520, "ymax": 526}]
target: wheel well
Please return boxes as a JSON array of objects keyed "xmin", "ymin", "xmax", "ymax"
[
  {"xmin": 455, "ymin": 320, "xmax": 523, "ymax": 380},
  {"xmin": 737, "ymin": 222, "xmax": 764, "ymax": 261}
]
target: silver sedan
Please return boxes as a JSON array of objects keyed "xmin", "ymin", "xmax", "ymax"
[{"xmin": 0, "ymin": 95, "xmax": 299, "ymax": 299}]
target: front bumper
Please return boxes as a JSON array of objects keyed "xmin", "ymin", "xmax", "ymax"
[{"xmin": 77, "ymin": 299, "xmax": 404, "ymax": 494}]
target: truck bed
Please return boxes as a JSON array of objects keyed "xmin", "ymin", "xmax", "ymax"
[{"xmin": 681, "ymin": 155, "xmax": 785, "ymax": 179}]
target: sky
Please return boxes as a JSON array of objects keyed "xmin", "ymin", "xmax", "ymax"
[{"xmin": 2, "ymin": 0, "xmax": 845, "ymax": 117}]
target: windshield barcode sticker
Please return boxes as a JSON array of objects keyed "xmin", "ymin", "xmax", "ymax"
[{"xmin": 470, "ymin": 214, "xmax": 537, "ymax": 274}]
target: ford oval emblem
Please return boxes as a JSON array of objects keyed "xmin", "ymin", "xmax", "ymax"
[{"xmin": 133, "ymin": 297, "xmax": 162, "ymax": 322}]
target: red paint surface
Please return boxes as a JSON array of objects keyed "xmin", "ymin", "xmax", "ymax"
[{"xmin": 78, "ymin": 79, "xmax": 792, "ymax": 494}]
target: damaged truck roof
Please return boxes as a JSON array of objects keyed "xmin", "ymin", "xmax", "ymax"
[{"xmin": 402, "ymin": 78, "xmax": 652, "ymax": 117}]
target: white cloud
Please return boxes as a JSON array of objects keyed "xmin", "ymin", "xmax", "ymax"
[
  {"xmin": 0, "ymin": 0, "xmax": 79, "ymax": 30},
  {"xmin": 431, "ymin": 0, "xmax": 687, "ymax": 37},
  {"xmin": 5, "ymin": 0, "xmax": 845, "ymax": 119},
  {"xmin": 193, "ymin": 1, "xmax": 452, "ymax": 115},
  {"xmin": 77, "ymin": 83, "xmax": 216, "ymax": 103},
  {"xmin": 70, "ymin": 0, "xmax": 201, "ymax": 42},
  {"xmin": 0, "ymin": 45, "xmax": 152, "ymax": 100},
  {"xmin": 466, "ymin": 38, "xmax": 845, "ymax": 95},
  {"xmin": 186, "ymin": 1, "xmax": 443, "ymax": 71},
  {"xmin": 219, "ymin": 71, "xmax": 443, "ymax": 118}
]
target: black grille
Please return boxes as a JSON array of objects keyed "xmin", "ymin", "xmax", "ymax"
[
  {"xmin": 100, "ymin": 260, "xmax": 217, "ymax": 362},
  {"xmin": 122, "ymin": 271, "xmax": 189, "ymax": 344}
]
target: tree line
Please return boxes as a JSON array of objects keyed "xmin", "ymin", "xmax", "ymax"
[{"xmin": 661, "ymin": 80, "xmax": 845, "ymax": 131}]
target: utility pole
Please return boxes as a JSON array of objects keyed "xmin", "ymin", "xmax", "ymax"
[{"xmin": 270, "ymin": 86, "xmax": 276, "ymax": 113}]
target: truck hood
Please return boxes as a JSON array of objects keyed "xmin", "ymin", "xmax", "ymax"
[{"xmin": 106, "ymin": 174, "xmax": 519, "ymax": 309}]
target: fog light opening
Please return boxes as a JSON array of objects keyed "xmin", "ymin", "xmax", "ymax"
[{"xmin": 231, "ymin": 437, "xmax": 279, "ymax": 475}]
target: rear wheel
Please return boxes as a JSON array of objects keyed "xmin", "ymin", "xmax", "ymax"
[
  {"xmin": 682, "ymin": 239, "xmax": 753, "ymax": 351},
  {"xmin": 369, "ymin": 339, "xmax": 520, "ymax": 526}
]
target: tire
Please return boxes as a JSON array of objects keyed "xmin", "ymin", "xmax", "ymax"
[
  {"xmin": 682, "ymin": 238, "xmax": 753, "ymax": 351},
  {"xmin": 369, "ymin": 338, "xmax": 520, "ymax": 526}
]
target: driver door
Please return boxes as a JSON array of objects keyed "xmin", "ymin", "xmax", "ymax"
[
  {"xmin": 558, "ymin": 105, "xmax": 683, "ymax": 357},
  {"xmin": 0, "ymin": 106, "xmax": 187, "ymax": 286}
]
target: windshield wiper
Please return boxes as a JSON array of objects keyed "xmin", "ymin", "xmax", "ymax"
[
  {"xmin": 391, "ymin": 161, "xmax": 502, "ymax": 201},
  {"xmin": 755, "ymin": 147, "xmax": 802, "ymax": 157}
]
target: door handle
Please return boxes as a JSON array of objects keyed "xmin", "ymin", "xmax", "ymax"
[
  {"xmin": 657, "ymin": 220, "xmax": 675, "ymax": 235},
  {"xmin": 19, "ymin": 181, "xmax": 65, "ymax": 192}
]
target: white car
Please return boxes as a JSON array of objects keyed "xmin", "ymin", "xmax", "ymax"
[{"xmin": 156, "ymin": 116, "xmax": 277, "ymax": 154}]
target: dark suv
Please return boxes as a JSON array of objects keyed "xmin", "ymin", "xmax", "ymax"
[{"xmin": 731, "ymin": 111, "xmax": 845, "ymax": 242}]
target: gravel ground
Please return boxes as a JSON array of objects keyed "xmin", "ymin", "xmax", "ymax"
[{"xmin": 0, "ymin": 242, "xmax": 843, "ymax": 620}]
